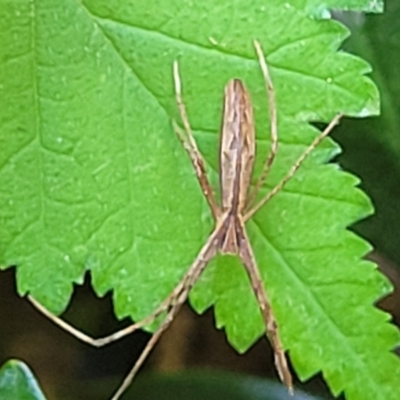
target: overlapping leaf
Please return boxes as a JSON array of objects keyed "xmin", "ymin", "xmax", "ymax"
[
  {"xmin": 0, "ymin": 1, "xmax": 399, "ymax": 400},
  {"xmin": 0, "ymin": 360, "xmax": 47, "ymax": 400},
  {"xmin": 302, "ymin": 0, "xmax": 383, "ymax": 15}
]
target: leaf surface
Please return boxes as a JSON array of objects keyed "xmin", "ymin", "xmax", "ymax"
[
  {"xmin": 0, "ymin": 360, "xmax": 47, "ymax": 400},
  {"xmin": 0, "ymin": 1, "xmax": 399, "ymax": 400}
]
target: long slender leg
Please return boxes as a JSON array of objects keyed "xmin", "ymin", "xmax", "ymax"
[
  {"xmin": 238, "ymin": 222, "xmax": 293, "ymax": 392},
  {"xmin": 244, "ymin": 113, "xmax": 343, "ymax": 221},
  {"xmin": 27, "ymin": 62, "xmax": 222, "ymax": 350},
  {"xmin": 246, "ymin": 40, "xmax": 278, "ymax": 209},
  {"xmin": 27, "ymin": 277, "xmax": 191, "ymax": 347},
  {"xmin": 110, "ymin": 225, "xmax": 222, "ymax": 400},
  {"xmin": 27, "ymin": 221, "xmax": 223, "ymax": 348},
  {"xmin": 173, "ymin": 61, "xmax": 221, "ymax": 219}
]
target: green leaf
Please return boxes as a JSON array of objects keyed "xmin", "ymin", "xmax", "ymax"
[
  {"xmin": 0, "ymin": 360, "xmax": 47, "ymax": 400},
  {"xmin": 295, "ymin": 0, "xmax": 383, "ymax": 18},
  {"xmin": 0, "ymin": 2, "xmax": 399, "ymax": 400},
  {"xmin": 333, "ymin": 0, "xmax": 400, "ymax": 264}
]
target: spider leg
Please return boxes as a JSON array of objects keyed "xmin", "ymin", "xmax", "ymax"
[
  {"xmin": 173, "ymin": 61, "xmax": 221, "ymax": 220},
  {"xmin": 246, "ymin": 40, "xmax": 278, "ymax": 209},
  {"xmin": 110, "ymin": 225, "xmax": 222, "ymax": 400},
  {"xmin": 245, "ymin": 113, "xmax": 343, "ymax": 221},
  {"xmin": 238, "ymin": 221, "xmax": 293, "ymax": 392}
]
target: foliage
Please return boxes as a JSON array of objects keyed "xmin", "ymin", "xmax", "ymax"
[
  {"xmin": 0, "ymin": 1, "xmax": 399, "ymax": 400},
  {"xmin": 0, "ymin": 360, "xmax": 46, "ymax": 400},
  {"xmin": 334, "ymin": 1, "xmax": 400, "ymax": 264}
]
